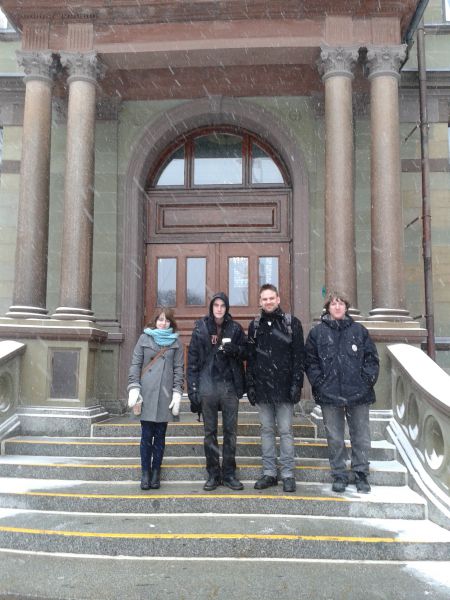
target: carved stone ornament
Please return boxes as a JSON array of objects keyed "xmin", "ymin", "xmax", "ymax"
[
  {"xmin": 318, "ymin": 47, "xmax": 359, "ymax": 81},
  {"xmin": 16, "ymin": 51, "xmax": 56, "ymax": 84},
  {"xmin": 60, "ymin": 52, "xmax": 106, "ymax": 85},
  {"xmin": 365, "ymin": 45, "xmax": 408, "ymax": 80}
]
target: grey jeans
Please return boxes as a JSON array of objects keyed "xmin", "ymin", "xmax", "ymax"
[
  {"xmin": 257, "ymin": 402, "xmax": 295, "ymax": 479},
  {"xmin": 201, "ymin": 382, "xmax": 239, "ymax": 479},
  {"xmin": 321, "ymin": 403, "xmax": 371, "ymax": 479}
]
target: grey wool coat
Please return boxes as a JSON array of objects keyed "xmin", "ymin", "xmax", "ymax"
[{"xmin": 127, "ymin": 333, "xmax": 184, "ymax": 422}]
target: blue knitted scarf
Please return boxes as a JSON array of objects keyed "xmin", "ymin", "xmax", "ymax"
[{"xmin": 144, "ymin": 327, "xmax": 178, "ymax": 347}]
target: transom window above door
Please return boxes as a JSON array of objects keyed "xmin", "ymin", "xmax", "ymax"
[{"xmin": 150, "ymin": 128, "xmax": 288, "ymax": 188}]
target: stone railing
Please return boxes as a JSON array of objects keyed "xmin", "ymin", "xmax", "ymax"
[
  {"xmin": 387, "ymin": 343, "xmax": 450, "ymax": 528},
  {"xmin": 0, "ymin": 340, "xmax": 25, "ymax": 440}
]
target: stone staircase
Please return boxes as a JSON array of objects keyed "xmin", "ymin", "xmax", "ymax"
[{"xmin": 1, "ymin": 399, "xmax": 450, "ymax": 598}]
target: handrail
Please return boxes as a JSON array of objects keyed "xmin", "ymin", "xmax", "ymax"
[{"xmin": 387, "ymin": 343, "xmax": 450, "ymax": 528}]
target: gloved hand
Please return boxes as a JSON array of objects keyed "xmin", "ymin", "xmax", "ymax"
[
  {"xmin": 169, "ymin": 390, "xmax": 182, "ymax": 416},
  {"xmin": 247, "ymin": 386, "xmax": 257, "ymax": 406},
  {"xmin": 189, "ymin": 390, "xmax": 201, "ymax": 414},
  {"xmin": 128, "ymin": 388, "xmax": 143, "ymax": 408},
  {"xmin": 222, "ymin": 342, "xmax": 239, "ymax": 357},
  {"xmin": 290, "ymin": 385, "xmax": 301, "ymax": 404}
]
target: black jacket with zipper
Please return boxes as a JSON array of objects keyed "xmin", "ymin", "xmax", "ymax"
[
  {"xmin": 305, "ymin": 314, "xmax": 379, "ymax": 407},
  {"xmin": 247, "ymin": 308, "xmax": 305, "ymax": 404},
  {"xmin": 187, "ymin": 293, "xmax": 247, "ymax": 400}
]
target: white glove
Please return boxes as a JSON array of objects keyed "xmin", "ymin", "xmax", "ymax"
[
  {"xmin": 127, "ymin": 388, "xmax": 142, "ymax": 408},
  {"xmin": 169, "ymin": 390, "xmax": 182, "ymax": 416}
]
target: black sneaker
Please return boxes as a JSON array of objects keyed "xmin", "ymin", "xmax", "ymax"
[
  {"xmin": 223, "ymin": 476, "xmax": 244, "ymax": 491},
  {"xmin": 254, "ymin": 475, "xmax": 278, "ymax": 490},
  {"xmin": 355, "ymin": 473, "xmax": 371, "ymax": 493},
  {"xmin": 203, "ymin": 476, "xmax": 221, "ymax": 491},
  {"xmin": 331, "ymin": 477, "xmax": 347, "ymax": 493},
  {"xmin": 282, "ymin": 477, "xmax": 296, "ymax": 493}
]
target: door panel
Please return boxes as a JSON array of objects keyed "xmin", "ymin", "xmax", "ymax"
[{"xmin": 146, "ymin": 242, "xmax": 291, "ymax": 342}]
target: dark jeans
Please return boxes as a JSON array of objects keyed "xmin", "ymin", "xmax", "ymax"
[
  {"xmin": 200, "ymin": 383, "xmax": 239, "ymax": 479},
  {"xmin": 321, "ymin": 403, "xmax": 371, "ymax": 480},
  {"xmin": 140, "ymin": 421, "xmax": 168, "ymax": 473}
]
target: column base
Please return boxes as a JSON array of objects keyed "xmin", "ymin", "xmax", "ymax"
[
  {"xmin": 6, "ymin": 305, "xmax": 49, "ymax": 319},
  {"xmin": 368, "ymin": 308, "xmax": 412, "ymax": 322},
  {"xmin": 52, "ymin": 307, "xmax": 95, "ymax": 321}
]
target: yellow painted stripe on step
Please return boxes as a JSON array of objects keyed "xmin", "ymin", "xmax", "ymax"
[
  {"xmin": 5, "ymin": 491, "xmax": 349, "ymax": 503},
  {"xmin": 6, "ymin": 440, "xmax": 326, "ymax": 447},
  {"xmin": 0, "ymin": 526, "xmax": 414, "ymax": 543},
  {"xmin": 6, "ymin": 440, "xmax": 140, "ymax": 446},
  {"xmin": 5, "ymin": 462, "xmax": 328, "ymax": 470}
]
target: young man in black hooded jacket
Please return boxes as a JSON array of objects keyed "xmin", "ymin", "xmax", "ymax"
[{"xmin": 187, "ymin": 292, "xmax": 247, "ymax": 491}]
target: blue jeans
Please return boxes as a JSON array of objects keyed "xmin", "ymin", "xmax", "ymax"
[
  {"xmin": 321, "ymin": 403, "xmax": 371, "ymax": 479},
  {"xmin": 257, "ymin": 402, "xmax": 295, "ymax": 479},
  {"xmin": 140, "ymin": 421, "xmax": 168, "ymax": 472}
]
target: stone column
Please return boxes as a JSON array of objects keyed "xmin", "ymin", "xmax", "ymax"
[
  {"xmin": 318, "ymin": 47, "xmax": 359, "ymax": 312},
  {"xmin": 7, "ymin": 51, "xmax": 56, "ymax": 318},
  {"xmin": 366, "ymin": 46, "xmax": 410, "ymax": 321},
  {"xmin": 53, "ymin": 52, "xmax": 104, "ymax": 321}
]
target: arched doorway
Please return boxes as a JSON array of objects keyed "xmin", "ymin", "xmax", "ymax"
[
  {"xmin": 145, "ymin": 126, "xmax": 292, "ymax": 344},
  {"xmin": 120, "ymin": 97, "xmax": 310, "ymax": 397}
]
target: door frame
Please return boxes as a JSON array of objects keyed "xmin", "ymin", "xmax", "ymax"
[{"xmin": 120, "ymin": 96, "xmax": 310, "ymax": 398}]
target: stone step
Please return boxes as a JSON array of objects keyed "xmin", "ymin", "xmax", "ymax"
[
  {"xmin": 92, "ymin": 413, "xmax": 317, "ymax": 438},
  {"xmin": 0, "ymin": 456, "xmax": 406, "ymax": 486},
  {"xmin": 0, "ymin": 507, "xmax": 449, "ymax": 560},
  {"xmin": 0, "ymin": 478, "xmax": 422, "ymax": 519},
  {"xmin": 2, "ymin": 436, "xmax": 396, "ymax": 460},
  {"xmin": 1, "ymin": 552, "xmax": 450, "ymax": 600}
]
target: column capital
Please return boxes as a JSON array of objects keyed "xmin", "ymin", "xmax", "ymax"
[
  {"xmin": 318, "ymin": 46, "xmax": 359, "ymax": 81},
  {"xmin": 365, "ymin": 45, "xmax": 407, "ymax": 81},
  {"xmin": 60, "ymin": 51, "xmax": 106, "ymax": 85},
  {"xmin": 16, "ymin": 50, "xmax": 57, "ymax": 85}
]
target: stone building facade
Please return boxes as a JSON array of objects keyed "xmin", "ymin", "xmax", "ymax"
[{"xmin": 0, "ymin": 1, "xmax": 448, "ymax": 422}]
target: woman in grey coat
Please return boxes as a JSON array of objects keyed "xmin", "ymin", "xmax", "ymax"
[{"xmin": 127, "ymin": 308, "xmax": 184, "ymax": 490}]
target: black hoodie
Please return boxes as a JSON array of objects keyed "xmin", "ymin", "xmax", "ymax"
[{"xmin": 187, "ymin": 292, "xmax": 247, "ymax": 398}]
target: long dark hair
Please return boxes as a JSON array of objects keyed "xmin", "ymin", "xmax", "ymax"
[{"xmin": 146, "ymin": 307, "xmax": 178, "ymax": 332}]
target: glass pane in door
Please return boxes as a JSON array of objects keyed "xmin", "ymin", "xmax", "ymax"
[
  {"xmin": 259, "ymin": 257, "xmax": 279, "ymax": 288},
  {"xmin": 186, "ymin": 257, "xmax": 206, "ymax": 305},
  {"xmin": 157, "ymin": 258, "xmax": 176, "ymax": 306},
  {"xmin": 228, "ymin": 257, "xmax": 248, "ymax": 306}
]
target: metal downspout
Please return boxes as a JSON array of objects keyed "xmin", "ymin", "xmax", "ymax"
[{"xmin": 417, "ymin": 19, "xmax": 436, "ymax": 360}]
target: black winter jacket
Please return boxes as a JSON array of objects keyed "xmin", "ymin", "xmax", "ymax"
[
  {"xmin": 305, "ymin": 314, "xmax": 379, "ymax": 407},
  {"xmin": 187, "ymin": 293, "xmax": 247, "ymax": 400},
  {"xmin": 247, "ymin": 308, "xmax": 305, "ymax": 404}
]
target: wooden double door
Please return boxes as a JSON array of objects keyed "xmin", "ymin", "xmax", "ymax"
[{"xmin": 146, "ymin": 242, "xmax": 291, "ymax": 342}]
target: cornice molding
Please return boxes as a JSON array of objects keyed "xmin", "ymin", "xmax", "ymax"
[{"xmin": 0, "ymin": 1, "xmax": 419, "ymax": 28}]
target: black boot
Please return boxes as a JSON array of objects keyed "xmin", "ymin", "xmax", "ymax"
[
  {"xmin": 140, "ymin": 470, "xmax": 150, "ymax": 490},
  {"xmin": 150, "ymin": 468, "xmax": 161, "ymax": 489}
]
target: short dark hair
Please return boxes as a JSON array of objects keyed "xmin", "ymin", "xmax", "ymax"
[
  {"xmin": 259, "ymin": 283, "xmax": 279, "ymax": 296},
  {"xmin": 146, "ymin": 307, "xmax": 178, "ymax": 331},
  {"xmin": 323, "ymin": 291, "xmax": 350, "ymax": 313}
]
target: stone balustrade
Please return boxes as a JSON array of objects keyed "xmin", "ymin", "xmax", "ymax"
[
  {"xmin": 0, "ymin": 340, "xmax": 25, "ymax": 439},
  {"xmin": 387, "ymin": 343, "xmax": 450, "ymax": 527}
]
